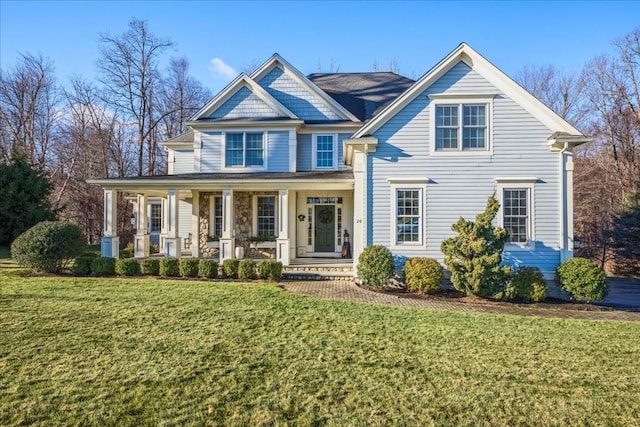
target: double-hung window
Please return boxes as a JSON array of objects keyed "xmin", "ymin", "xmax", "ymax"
[
  {"xmin": 256, "ymin": 196, "xmax": 276, "ymax": 237},
  {"xmin": 313, "ymin": 134, "xmax": 337, "ymax": 169},
  {"xmin": 496, "ymin": 178, "xmax": 536, "ymax": 249},
  {"xmin": 209, "ymin": 196, "xmax": 223, "ymax": 238},
  {"xmin": 225, "ymin": 132, "xmax": 264, "ymax": 167},
  {"xmin": 389, "ymin": 180, "xmax": 427, "ymax": 248},
  {"xmin": 149, "ymin": 203, "xmax": 162, "ymax": 233},
  {"xmin": 433, "ymin": 100, "xmax": 490, "ymax": 152}
]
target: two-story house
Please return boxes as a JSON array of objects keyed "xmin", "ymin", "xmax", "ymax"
[{"xmin": 89, "ymin": 43, "xmax": 588, "ymax": 281}]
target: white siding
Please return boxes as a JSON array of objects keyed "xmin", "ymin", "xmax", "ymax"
[
  {"xmin": 201, "ymin": 131, "xmax": 222, "ymax": 172},
  {"xmin": 179, "ymin": 200, "xmax": 192, "ymax": 251},
  {"xmin": 173, "ymin": 150, "xmax": 194, "ymax": 174}
]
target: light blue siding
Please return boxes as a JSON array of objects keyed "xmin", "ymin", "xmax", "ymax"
[
  {"xmin": 210, "ymin": 86, "xmax": 280, "ymax": 119},
  {"xmin": 297, "ymin": 134, "xmax": 312, "ymax": 171},
  {"xmin": 368, "ymin": 60, "xmax": 561, "ymax": 274},
  {"xmin": 201, "ymin": 131, "xmax": 222, "ymax": 172},
  {"xmin": 257, "ymin": 66, "xmax": 341, "ymax": 121},
  {"xmin": 173, "ymin": 150, "xmax": 194, "ymax": 174},
  {"xmin": 267, "ymin": 131, "xmax": 289, "ymax": 172}
]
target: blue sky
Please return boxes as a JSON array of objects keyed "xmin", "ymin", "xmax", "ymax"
[{"xmin": 1, "ymin": 1, "xmax": 638, "ymax": 93}]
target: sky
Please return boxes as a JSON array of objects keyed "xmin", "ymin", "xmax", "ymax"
[{"xmin": 1, "ymin": 1, "xmax": 639, "ymax": 94}]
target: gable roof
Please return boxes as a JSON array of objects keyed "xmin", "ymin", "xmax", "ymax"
[
  {"xmin": 188, "ymin": 73, "xmax": 298, "ymax": 122},
  {"xmin": 251, "ymin": 53, "xmax": 361, "ymax": 123},
  {"xmin": 307, "ymin": 72, "xmax": 415, "ymax": 121},
  {"xmin": 352, "ymin": 43, "xmax": 585, "ymax": 139}
]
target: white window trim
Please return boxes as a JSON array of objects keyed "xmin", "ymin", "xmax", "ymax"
[
  {"xmin": 495, "ymin": 178, "xmax": 536, "ymax": 251},
  {"xmin": 209, "ymin": 195, "xmax": 223, "ymax": 238},
  {"xmin": 311, "ymin": 133, "xmax": 338, "ymax": 170},
  {"xmin": 252, "ymin": 195, "xmax": 278, "ymax": 238},
  {"xmin": 429, "ymin": 95, "xmax": 494, "ymax": 156},
  {"xmin": 221, "ymin": 131, "xmax": 268, "ymax": 171},
  {"xmin": 389, "ymin": 180, "xmax": 428, "ymax": 250}
]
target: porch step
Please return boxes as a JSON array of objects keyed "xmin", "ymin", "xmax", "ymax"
[{"xmin": 283, "ymin": 263, "xmax": 354, "ymax": 281}]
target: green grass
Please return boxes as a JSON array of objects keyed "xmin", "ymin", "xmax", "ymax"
[{"xmin": 1, "ymin": 271, "xmax": 640, "ymax": 426}]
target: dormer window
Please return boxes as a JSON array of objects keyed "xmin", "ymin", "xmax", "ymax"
[
  {"xmin": 224, "ymin": 132, "xmax": 264, "ymax": 168},
  {"xmin": 312, "ymin": 134, "xmax": 338, "ymax": 170}
]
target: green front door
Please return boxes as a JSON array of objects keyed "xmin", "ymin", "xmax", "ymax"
[{"xmin": 314, "ymin": 205, "xmax": 335, "ymax": 253}]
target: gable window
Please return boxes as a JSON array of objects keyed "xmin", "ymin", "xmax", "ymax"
[
  {"xmin": 255, "ymin": 196, "xmax": 276, "ymax": 237},
  {"xmin": 209, "ymin": 196, "xmax": 223, "ymax": 238},
  {"xmin": 496, "ymin": 178, "xmax": 536, "ymax": 249},
  {"xmin": 312, "ymin": 134, "xmax": 337, "ymax": 169},
  {"xmin": 225, "ymin": 132, "xmax": 264, "ymax": 167},
  {"xmin": 149, "ymin": 203, "xmax": 162, "ymax": 233},
  {"xmin": 435, "ymin": 104, "xmax": 487, "ymax": 150}
]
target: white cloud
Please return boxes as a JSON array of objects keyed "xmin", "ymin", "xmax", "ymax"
[{"xmin": 209, "ymin": 57, "xmax": 237, "ymax": 80}]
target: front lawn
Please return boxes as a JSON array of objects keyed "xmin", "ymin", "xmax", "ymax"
[{"xmin": 1, "ymin": 271, "xmax": 639, "ymax": 425}]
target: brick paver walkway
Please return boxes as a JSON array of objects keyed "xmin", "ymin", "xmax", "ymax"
[{"xmin": 282, "ymin": 280, "xmax": 640, "ymax": 321}]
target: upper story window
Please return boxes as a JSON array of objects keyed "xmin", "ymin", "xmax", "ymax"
[
  {"xmin": 312, "ymin": 134, "xmax": 338, "ymax": 170},
  {"xmin": 225, "ymin": 132, "xmax": 264, "ymax": 168},
  {"xmin": 435, "ymin": 104, "xmax": 487, "ymax": 150}
]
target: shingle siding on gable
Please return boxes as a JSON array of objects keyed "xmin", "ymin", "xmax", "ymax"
[
  {"xmin": 368, "ymin": 60, "xmax": 560, "ymax": 274},
  {"xmin": 210, "ymin": 86, "xmax": 280, "ymax": 119},
  {"xmin": 258, "ymin": 66, "xmax": 342, "ymax": 121}
]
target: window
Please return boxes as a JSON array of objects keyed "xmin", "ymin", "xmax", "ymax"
[
  {"xmin": 313, "ymin": 134, "xmax": 337, "ymax": 169},
  {"xmin": 503, "ymin": 188, "xmax": 529, "ymax": 244},
  {"xmin": 396, "ymin": 189, "xmax": 422, "ymax": 244},
  {"xmin": 210, "ymin": 196, "xmax": 223, "ymax": 238},
  {"xmin": 256, "ymin": 196, "xmax": 276, "ymax": 237},
  {"xmin": 150, "ymin": 203, "xmax": 162, "ymax": 233},
  {"xmin": 434, "ymin": 103, "xmax": 489, "ymax": 151},
  {"xmin": 225, "ymin": 132, "xmax": 264, "ymax": 167}
]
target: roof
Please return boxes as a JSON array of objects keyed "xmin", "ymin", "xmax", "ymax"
[
  {"xmin": 164, "ymin": 129, "xmax": 194, "ymax": 143},
  {"xmin": 307, "ymin": 72, "xmax": 415, "ymax": 121}
]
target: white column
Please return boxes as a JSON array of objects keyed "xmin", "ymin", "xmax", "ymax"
[
  {"xmin": 164, "ymin": 188, "xmax": 181, "ymax": 258},
  {"xmin": 191, "ymin": 191, "xmax": 200, "ymax": 258},
  {"xmin": 276, "ymin": 189, "xmax": 290, "ymax": 266},
  {"xmin": 565, "ymin": 150, "xmax": 575, "ymax": 261},
  {"xmin": 352, "ymin": 150, "xmax": 367, "ymax": 268},
  {"xmin": 134, "ymin": 193, "xmax": 150, "ymax": 258},
  {"xmin": 219, "ymin": 189, "xmax": 235, "ymax": 262},
  {"xmin": 101, "ymin": 188, "xmax": 119, "ymax": 258},
  {"xmin": 288, "ymin": 130, "xmax": 297, "ymax": 172}
]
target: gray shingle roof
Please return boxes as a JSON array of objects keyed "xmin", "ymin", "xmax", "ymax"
[
  {"xmin": 307, "ymin": 72, "xmax": 415, "ymax": 121},
  {"xmin": 94, "ymin": 170, "xmax": 354, "ymax": 182}
]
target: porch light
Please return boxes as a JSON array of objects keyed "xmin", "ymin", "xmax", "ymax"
[
  {"xmin": 130, "ymin": 213, "xmax": 136, "ymax": 226},
  {"xmin": 573, "ymin": 236, "xmax": 581, "ymax": 250}
]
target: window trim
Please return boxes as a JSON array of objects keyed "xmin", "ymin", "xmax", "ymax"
[
  {"xmin": 389, "ymin": 180, "xmax": 428, "ymax": 250},
  {"xmin": 311, "ymin": 133, "xmax": 338, "ymax": 170},
  {"xmin": 495, "ymin": 178, "xmax": 536, "ymax": 251},
  {"xmin": 149, "ymin": 202, "xmax": 162, "ymax": 234},
  {"xmin": 252, "ymin": 195, "xmax": 278, "ymax": 238},
  {"xmin": 221, "ymin": 131, "xmax": 268, "ymax": 171},
  {"xmin": 209, "ymin": 195, "xmax": 223, "ymax": 238},
  {"xmin": 429, "ymin": 95, "xmax": 494, "ymax": 156}
]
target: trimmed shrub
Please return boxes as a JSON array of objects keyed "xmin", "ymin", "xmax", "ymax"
[
  {"xmin": 180, "ymin": 258, "xmax": 200, "ymax": 277},
  {"xmin": 119, "ymin": 247, "xmax": 134, "ymax": 259},
  {"xmin": 140, "ymin": 259, "xmax": 160, "ymax": 276},
  {"xmin": 357, "ymin": 245, "xmax": 395, "ymax": 288},
  {"xmin": 72, "ymin": 256, "xmax": 94, "ymax": 276},
  {"xmin": 11, "ymin": 221, "xmax": 86, "ymax": 273},
  {"xmin": 258, "ymin": 260, "xmax": 283, "ymax": 281},
  {"xmin": 223, "ymin": 259, "xmax": 240, "ymax": 279},
  {"xmin": 91, "ymin": 257, "xmax": 116, "ymax": 276},
  {"xmin": 238, "ymin": 259, "xmax": 256, "ymax": 280},
  {"xmin": 504, "ymin": 266, "xmax": 547, "ymax": 302},
  {"xmin": 198, "ymin": 259, "xmax": 218, "ymax": 279},
  {"xmin": 115, "ymin": 258, "xmax": 140, "ymax": 276},
  {"xmin": 557, "ymin": 257, "xmax": 608, "ymax": 302},
  {"xmin": 149, "ymin": 245, "xmax": 159, "ymax": 255},
  {"xmin": 403, "ymin": 257, "xmax": 443, "ymax": 294},
  {"xmin": 81, "ymin": 251, "xmax": 100, "ymax": 258},
  {"xmin": 160, "ymin": 258, "xmax": 180, "ymax": 277}
]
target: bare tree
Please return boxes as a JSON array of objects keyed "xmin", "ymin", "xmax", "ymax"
[{"xmin": 97, "ymin": 18, "xmax": 174, "ymax": 176}]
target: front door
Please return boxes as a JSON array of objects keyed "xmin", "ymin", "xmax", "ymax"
[{"xmin": 314, "ymin": 205, "xmax": 335, "ymax": 252}]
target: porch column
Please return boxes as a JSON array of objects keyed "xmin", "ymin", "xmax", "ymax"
[
  {"xmin": 134, "ymin": 193, "xmax": 150, "ymax": 258},
  {"xmin": 352, "ymin": 150, "xmax": 367, "ymax": 268},
  {"xmin": 191, "ymin": 190, "xmax": 200, "ymax": 258},
  {"xmin": 219, "ymin": 189, "xmax": 235, "ymax": 262},
  {"xmin": 164, "ymin": 188, "xmax": 181, "ymax": 258},
  {"xmin": 101, "ymin": 188, "xmax": 119, "ymax": 258},
  {"xmin": 276, "ymin": 189, "xmax": 290, "ymax": 266}
]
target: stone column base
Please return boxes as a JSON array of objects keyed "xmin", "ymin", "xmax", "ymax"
[
  {"xmin": 165, "ymin": 237, "xmax": 182, "ymax": 258},
  {"xmin": 101, "ymin": 236, "xmax": 119, "ymax": 258},
  {"xmin": 134, "ymin": 234, "xmax": 150, "ymax": 258}
]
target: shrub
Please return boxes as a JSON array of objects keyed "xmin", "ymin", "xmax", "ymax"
[
  {"xmin": 149, "ymin": 245, "xmax": 159, "ymax": 255},
  {"xmin": 160, "ymin": 258, "xmax": 180, "ymax": 277},
  {"xmin": 441, "ymin": 195, "xmax": 511, "ymax": 298},
  {"xmin": 238, "ymin": 259, "xmax": 256, "ymax": 280},
  {"xmin": 403, "ymin": 257, "xmax": 443, "ymax": 294},
  {"xmin": 258, "ymin": 260, "xmax": 283, "ymax": 281},
  {"xmin": 223, "ymin": 259, "xmax": 240, "ymax": 279},
  {"xmin": 91, "ymin": 257, "xmax": 116, "ymax": 276},
  {"xmin": 11, "ymin": 221, "xmax": 86, "ymax": 273},
  {"xmin": 140, "ymin": 259, "xmax": 160, "ymax": 276},
  {"xmin": 115, "ymin": 258, "xmax": 140, "ymax": 276},
  {"xmin": 557, "ymin": 257, "xmax": 608, "ymax": 302},
  {"xmin": 504, "ymin": 267, "xmax": 547, "ymax": 302},
  {"xmin": 119, "ymin": 247, "xmax": 134, "ymax": 259},
  {"xmin": 180, "ymin": 258, "xmax": 200, "ymax": 277},
  {"xmin": 357, "ymin": 245, "xmax": 395, "ymax": 288},
  {"xmin": 72, "ymin": 256, "xmax": 94, "ymax": 276},
  {"xmin": 198, "ymin": 259, "xmax": 218, "ymax": 279}
]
